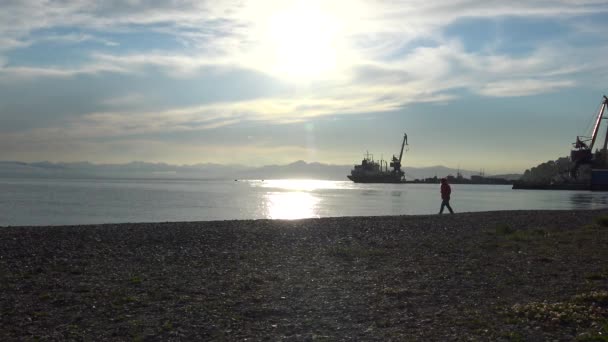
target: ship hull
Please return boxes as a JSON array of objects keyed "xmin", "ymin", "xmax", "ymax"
[{"xmin": 347, "ymin": 174, "xmax": 405, "ymax": 183}]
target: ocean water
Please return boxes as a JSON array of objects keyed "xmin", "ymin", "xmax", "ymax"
[{"xmin": 2, "ymin": 177, "xmax": 608, "ymax": 226}]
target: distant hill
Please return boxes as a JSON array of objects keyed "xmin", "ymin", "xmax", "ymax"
[
  {"xmin": 0, "ymin": 160, "xmax": 520, "ymax": 181},
  {"xmin": 240, "ymin": 161, "xmax": 349, "ymax": 180}
]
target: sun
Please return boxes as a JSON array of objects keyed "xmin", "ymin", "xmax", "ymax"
[{"xmin": 264, "ymin": 2, "xmax": 340, "ymax": 81}]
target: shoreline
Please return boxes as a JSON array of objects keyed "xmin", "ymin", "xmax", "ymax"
[
  {"xmin": 2, "ymin": 210, "xmax": 607, "ymax": 340},
  {"xmin": 3, "ymin": 207, "xmax": 607, "ymax": 229}
]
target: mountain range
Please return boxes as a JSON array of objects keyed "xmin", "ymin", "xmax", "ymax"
[{"xmin": 0, "ymin": 161, "xmax": 521, "ymax": 181}]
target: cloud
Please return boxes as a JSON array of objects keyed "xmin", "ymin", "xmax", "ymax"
[
  {"xmin": 0, "ymin": 37, "xmax": 28, "ymax": 51},
  {"xmin": 0, "ymin": 34, "xmax": 597, "ymax": 138},
  {"xmin": 478, "ymin": 79, "xmax": 577, "ymax": 97},
  {"xmin": 90, "ymin": 52, "xmax": 222, "ymax": 78},
  {"xmin": 3, "ymin": 1, "xmax": 606, "ymax": 56},
  {"xmin": 0, "ymin": 63, "xmax": 128, "ymax": 79},
  {"xmin": 34, "ymin": 33, "xmax": 119, "ymax": 46},
  {"xmin": 4, "ymin": 84, "xmax": 453, "ymax": 144},
  {"xmin": 101, "ymin": 93, "xmax": 146, "ymax": 107},
  {"xmin": 349, "ymin": 39, "xmax": 592, "ymax": 99},
  {"xmin": 3, "ymin": 2, "xmax": 605, "ymax": 69}
]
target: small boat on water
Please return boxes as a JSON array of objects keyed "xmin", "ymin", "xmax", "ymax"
[{"xmin": 347, "ymin": 133, "xmax": 408, "ymax": 183}]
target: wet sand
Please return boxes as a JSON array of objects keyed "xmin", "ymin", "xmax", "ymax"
[{"xmin": 1, "ymin": 210, "xmax": 608, "ymax": 341}]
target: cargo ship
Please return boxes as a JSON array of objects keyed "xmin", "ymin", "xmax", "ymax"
[{"xmin": 347, "ymin": 133, "xmax": 408, "ymax": 183}]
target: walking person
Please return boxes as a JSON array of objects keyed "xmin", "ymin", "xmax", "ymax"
[{"xmin": 439, "ymin": 178, "xmax": 454, "ymax": 214}]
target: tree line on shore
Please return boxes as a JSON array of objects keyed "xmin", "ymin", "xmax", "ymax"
[{"xmin": 519, "ymin": 156, "xmax": 587, "ymax": 185}]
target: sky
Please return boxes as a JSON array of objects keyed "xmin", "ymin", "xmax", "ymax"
[{"xmin": 1, "ymin": 0, "xmax": 608, "ymax": 174}]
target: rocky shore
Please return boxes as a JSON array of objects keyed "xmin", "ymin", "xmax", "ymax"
[{"xmin": 1, "ymin": 210, "xmax": 608, "ymax": 341}]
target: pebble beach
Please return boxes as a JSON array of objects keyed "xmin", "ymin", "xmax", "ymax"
[{"xmin": 2, "ymin": 210, "xmax": 608, "ymax": 341}]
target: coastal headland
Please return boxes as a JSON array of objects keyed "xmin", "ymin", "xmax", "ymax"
[{"xmin": 2, "ymin": 210, "xmax": 607, "ymax": 340}]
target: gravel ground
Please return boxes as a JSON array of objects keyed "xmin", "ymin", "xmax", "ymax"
[{"xmin": 1, "ymin": 210, "xmax": 608, "ymax": 341}]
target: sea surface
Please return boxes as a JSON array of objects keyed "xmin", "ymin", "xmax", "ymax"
[{"xmin": 2, "ymin": 177, "xmax": 608, "ymax": 226}]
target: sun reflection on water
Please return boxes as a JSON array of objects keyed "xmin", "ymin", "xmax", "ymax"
[
  {"xmin": 246, "ymin": 179, "xmax": 344, "ymax": 219},
  {"xmin": 265, "ymin": 191, "xmax": 320, "ymax": 220}
]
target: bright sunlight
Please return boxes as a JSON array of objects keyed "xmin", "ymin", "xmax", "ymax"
[
  {"xmin": 265, "ymin": 191, "xmax": 320, "ymax": 219},
  {"xmin": 264, "ymin": 1, "xmax": 341, "ymax": 81}
]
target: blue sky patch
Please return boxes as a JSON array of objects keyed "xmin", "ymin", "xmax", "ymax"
[{"xmin": 445, "ymin": 16, "xmax": 570, "ymax": 56}]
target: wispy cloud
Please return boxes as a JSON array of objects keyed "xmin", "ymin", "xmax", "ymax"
[
  {"xmin": 478, "ymin": 79, "xmax": 577, "ymax": 97},
  {"xmin": 34, "ymin": 33, "xmax": 119, "ymax": 46},
  {"xmin": 100, "ymin": 93, "xmax": 146, "ymax": 107},
  {"xmin": 0, "ymin": 63, "xmax": 127, "ymax": 79}
]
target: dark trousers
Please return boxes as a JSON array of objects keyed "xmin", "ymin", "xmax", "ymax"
[{"xmin": 439, "ymin": 199, "xmax": 454, "ymax": 214}]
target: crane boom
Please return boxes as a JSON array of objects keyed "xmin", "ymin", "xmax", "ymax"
[
  {"xmin": 398, "ymin": 133, "xmax": 408, "ymax": 163},
  {"xmin": 589, "ymin": 95, "xmax": 608, "ymax": 150}
]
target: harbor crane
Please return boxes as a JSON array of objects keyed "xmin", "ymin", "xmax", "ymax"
[
  {"xmin": 571, "ymin": 95, "xmax": 608, "ymax": 177},
  {"xmin": 390, "ymin": 133, "xmax": 408, "ymax": 172}
]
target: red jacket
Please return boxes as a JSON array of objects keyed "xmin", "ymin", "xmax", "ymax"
[{"xmin": 441, "ymin": 182, "xmax": 451, "ymax": 200}]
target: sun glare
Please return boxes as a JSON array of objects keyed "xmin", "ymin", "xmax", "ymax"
[
  {"xmin": 265, "ymin": 191, "xmax": 320, "ymax": 219},
  {"xmin": 265, "ymin": 2, "xmax": 341, "ymax": 81}
]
